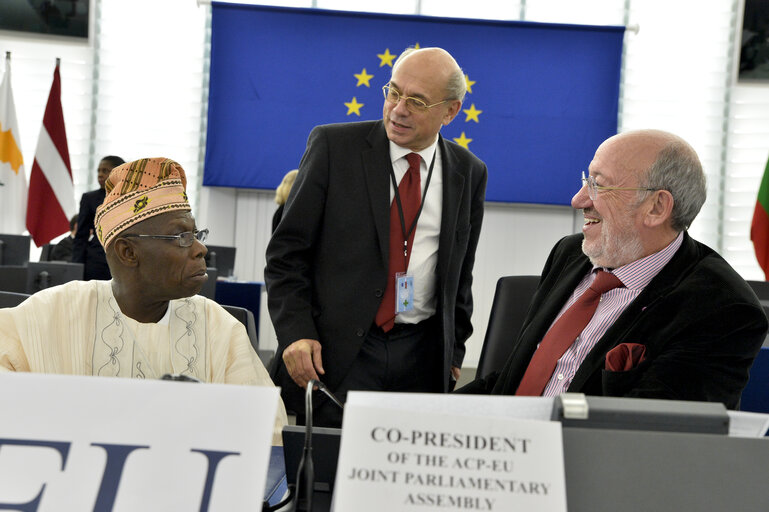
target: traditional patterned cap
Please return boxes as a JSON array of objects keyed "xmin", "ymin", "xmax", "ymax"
[{"xmin": 94, "ymin": 157, "xmax": 190, "ymax": 248}]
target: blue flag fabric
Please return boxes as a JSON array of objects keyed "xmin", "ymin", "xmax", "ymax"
[{"xmin": 205, "ymin": 3, "xmax": 623, "ymax": 205}]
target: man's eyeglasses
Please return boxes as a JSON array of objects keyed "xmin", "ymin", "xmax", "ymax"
[
  {"xmin": 122, "ymin": 228, "xmax": 209, "ymax": 248},
  {"xmin": 581, "ymin": 172, "xmax": 657, "ymax": 201},
  {"xmin": 382, "ymin": 84, "xmax": 449, "ymax": 113}
]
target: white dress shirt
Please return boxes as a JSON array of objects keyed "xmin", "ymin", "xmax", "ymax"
[{"xmin": 388, "ymin": 139, "xmax": 443, "ymax": 324}]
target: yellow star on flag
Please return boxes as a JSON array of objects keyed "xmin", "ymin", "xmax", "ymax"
[
  {"xmin": 377, "ymin": 48, "xmax": 397, "ymax": 67},
  {"xmin": 354, "ymin": 68, "xmax": 374, "ymax": 87},
  {"xmin": 464, "ymin": 74, "xmax": 476, "ymax": 94},
  {"xmin": 345, "ymin": 97, "xmax": 364, "ymax": 116},
  {"xmin": 453, "ymin": 132, "xmax": 472, "ymax": 149},
  {"xmin": 463, "ymin": 104, "xmax": 482, "ymax": 123}
]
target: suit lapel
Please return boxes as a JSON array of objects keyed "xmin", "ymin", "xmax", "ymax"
[
  {"xmin": 362, "ymin": 122, "xmax": 394, "ymax": 264},
  {"xmin": 518, "ymin": 254, "xmax": 592, "ymax": 358},
  {"xmin": 492, "ymin": 250, "xmax": 591, "ymax": 394},
  {"xmin": 570, "ymin": 232, "xmax": 700, "ymax": 389},
  {"xmin": 438, "ymin": 136, "xmax": 464, "ymax": 288}
]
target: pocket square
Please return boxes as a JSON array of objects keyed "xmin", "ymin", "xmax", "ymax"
[{"xmin": 605, "ymin": 343, "xmax": 647, "ymax": 372}]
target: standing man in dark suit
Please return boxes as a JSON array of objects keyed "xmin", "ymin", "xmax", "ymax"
[
  {"xmin": 72, "ymin": 155, "xmax": 124, "ymax": 280},
  {"xmin": 460, "ymin": 129, "xmax": 767, "ymax": 409},
  {"xmin": 266, "ymin": 47, "xmax": 488, "ymax": 426}
]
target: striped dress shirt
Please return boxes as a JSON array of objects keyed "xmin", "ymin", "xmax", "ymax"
[{"xmin": 541, "ymin": 231, "xmax": 684, "ymax": 396}]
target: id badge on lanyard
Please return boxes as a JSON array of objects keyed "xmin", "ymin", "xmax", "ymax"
[
  {"xmin": 390, "ymin": 149, "xmax": 436, "ymax": 317},
  {"xmin": 395, "ymin": 272, "xmax": 415, "ymax": 313}
]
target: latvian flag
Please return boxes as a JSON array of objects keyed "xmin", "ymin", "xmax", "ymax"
[{"xmin": 26, "ymin": 61, "xmax": 76, "ymax": 246}]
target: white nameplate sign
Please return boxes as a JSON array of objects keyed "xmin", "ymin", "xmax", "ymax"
[
  {"xmin": 334, "ymin": 395, "xmax": 567, "ymax": 511},
  {"xmin": 0, "ymin": 373, "xmax": 279, "ymax": 511}
]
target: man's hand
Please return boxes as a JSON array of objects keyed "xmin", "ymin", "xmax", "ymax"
[
  {"xmin": 282, "ymin": 338, "xmax": 325, "ymax": 389},
  {"xmin": 451, "ymin": 366, "xmax": 461, "ymax": 382}
]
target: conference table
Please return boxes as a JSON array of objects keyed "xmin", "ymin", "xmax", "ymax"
[{"xmin": 272, "ymin": 425, "xmax": 769, "ymax": 511}]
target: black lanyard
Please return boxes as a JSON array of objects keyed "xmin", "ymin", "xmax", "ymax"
[{"xmin": 388, "ymin": 148, "xmax": 436, "ymax": 261}]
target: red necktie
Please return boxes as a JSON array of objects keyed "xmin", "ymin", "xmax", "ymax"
[
  {"xmin": 515, "ymin": 270, "xmax": 624, "ymax": 396},
  {"xmin": 375, "ymin": 153, "xmax": 422, "ymax": 332}
]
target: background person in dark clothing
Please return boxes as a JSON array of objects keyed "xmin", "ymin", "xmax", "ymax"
[
  {"xmin": 71, "ymin": 155, "xmax": 124, "ymax": 280},
  {"xmin": 49, "ymin": 214, "xmax": 78, "ymax": 261}
]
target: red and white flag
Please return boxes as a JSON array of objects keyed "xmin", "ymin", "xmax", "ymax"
[{"xmin": 26, "ymin": 61, "xmax": 75, "ymax": 246}]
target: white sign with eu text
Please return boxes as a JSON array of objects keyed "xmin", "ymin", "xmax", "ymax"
[
  {"xmin": 334, "ymin": 395, "xmax": 567, "ymax": 512},
  {"xmin": 0, "ymin": 373, "xmax": 279, "ymax": 511}
]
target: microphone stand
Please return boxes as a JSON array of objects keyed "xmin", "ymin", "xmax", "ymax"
[{"xmin": 290, "ymin": 379, "xmax": 344, "ymax": 512}]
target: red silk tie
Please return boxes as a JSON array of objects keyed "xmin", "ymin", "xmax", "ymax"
[
  {"xmin": 375, "ymin": 153, "xmax": 422, "ymax": 332},
  {"xmin": 515, "ymin": 270, "xmax": 624, "ymax": 396}
]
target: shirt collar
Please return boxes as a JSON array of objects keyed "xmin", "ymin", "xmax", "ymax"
[
  {"xmin": 595, "ymin": 231, "xmax": 685, "ymax": 291},
  {"xmin": 389, "ymin": 138, "xmax": 439, "ymax": 167}
]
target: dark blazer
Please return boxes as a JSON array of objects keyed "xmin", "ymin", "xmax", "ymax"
[
  {"xmin": 265, "ymin": 120, "xmax": 487, "ymax": 409},
  {"xmin": 462, "ymin": 232, "xmax": 767, "ymax": 410},
  {"xmin": 72, "ymin": 188, "xmax": 111, "ymax": 281},
  {"xmin": 49, "ymin": 236, "xmax": 74, "ymax": 262}
]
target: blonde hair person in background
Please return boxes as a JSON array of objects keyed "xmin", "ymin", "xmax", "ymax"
[{"xmin": 272, "ymin": 169, "xmax": 298, "ymax": 233}]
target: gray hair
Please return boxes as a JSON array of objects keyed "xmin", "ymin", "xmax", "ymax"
[
  {"xmin": 392, "ymin": 47, "xmax": 467, "ymax": 103},
  {"xmin": 639, "ymin": 141, "xmax": 706, "ymax": 232}
]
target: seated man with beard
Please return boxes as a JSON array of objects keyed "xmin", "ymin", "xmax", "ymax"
[
  {"xmin": 0, "ymin": 157, "xmax": 287, "ymax": 443},
  {"xmin": 460, "ymin": 129, "xmax": 767, "ymax": 409}
]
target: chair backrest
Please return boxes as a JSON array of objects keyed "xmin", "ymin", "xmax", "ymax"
[
  {"xmin": 476, "ymin": 275, "xmax": 540, "ymax": 379},
  {"xmin": 0, "ymin": 266, "xmax": 28, "ymax": 293},
  {"xmin": 0, "ymin": 233, "xmax": 30, "ymax": 265},
  {"xmin": 39, "ymin": 244, "xmax": 55, "ymax": 262},
  {"xmin": 0, "ymin": 291, "xmax": 31, "ymax": 308},
  {"xmin": 198, "ymin": 267, "xmax": 217, "ymax": 300},
  {"xmin": 25, "ymin": 261, "xmax": 83, "ymax": 293},
  {"xmin": 221, "ymin": 303, "xmax": 275, "ymax": 367},
  {"xmin": 747, "ymin": 280, "xmax": 769, "ymax": 302},
  {"xmin": 204, "ymin": 245, "xmax": 236, "ymax": 278}
]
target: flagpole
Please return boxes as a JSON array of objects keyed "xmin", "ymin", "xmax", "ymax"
[
  {"xmin": 1, "ymin": 52, "xmax": 9, "ymax": 187},
  {"xmin": 56, "ymin": 57, "xmax": 60, "ymax": 67}
]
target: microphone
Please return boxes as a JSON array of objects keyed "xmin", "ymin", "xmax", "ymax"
[
  {"xmin": 289, "ymin": 379, "xmax": 343, "ymax": 512},
  {"xmin": 160, "ymin": 373, "xmax": 202, "ymax": 383},
  {"xmin": 39, "ymin": 270, "xmax": 50, "ymax": 290}
]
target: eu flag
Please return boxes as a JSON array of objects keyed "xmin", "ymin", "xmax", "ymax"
[{"xmin": 205, "ymin": 3, "xmax": 623, "ymax": 204}]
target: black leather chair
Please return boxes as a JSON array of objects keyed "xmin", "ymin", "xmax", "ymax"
[
  {"xmin": 222, "ymin": 304, "xmax": 274, "ymax": 367},
  {"xmin": 476, "ymin": 275, "xmax": 540, "ymax": 379},
  {"xmin": 747, "ymin": 280, "xmax": 769, "ymax": 302},
  {"xmin": 39, "ymin": 244, "xmax": 55, "ymax": 261},
  {"xmin": 0, "ymin": 291, "xmax": 31, "ymax": 308}
]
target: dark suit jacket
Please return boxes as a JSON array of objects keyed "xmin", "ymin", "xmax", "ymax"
[
  {"xmin": 72, "ymin": 188, "xmax": 111, "ymax": 281},
  {"xmin": 265, "ymin": 120, "xmax": 487, "ymax": 410},
  {"xmin": 462, "ymin": 232, "xmax": 767, "ymax": 409},
  {"xmin": 50, "ymin": 236, "xmax": 74, "ymax": 262}
]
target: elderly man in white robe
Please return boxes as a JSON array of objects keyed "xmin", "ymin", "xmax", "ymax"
[{"xmin": 0, "ymin": 157, "xmax": 287, "ymax": 444}]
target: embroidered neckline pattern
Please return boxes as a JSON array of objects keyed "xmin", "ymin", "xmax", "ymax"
[
  {"xmin": 92, "ymin": 292, "xmax": 202, "ymax": 380},
  {"xmin": 172, "ymin": 298, "xmax": 200, "ymax": 378},
  {"xmin": 96, "ymin": 297, "xmax": 126, "ymax": 377}
]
